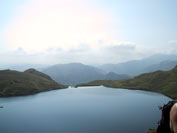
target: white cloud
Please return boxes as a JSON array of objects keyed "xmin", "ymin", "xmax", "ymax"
[
  {"xmin": 168, "ymin": 40, "xmax": 177, "ymax": 44},
  {"xmin": 0, "ymin": 40, "xmax": 138, "ymax": 65},
  {"xmin": 3, "ymin": 0, "xmax": 177, "ymax": 65},
  {"xmin": 4, "ymin": 0, "xmax": 116, "ymax": 53},
  {"xmin": 166, "ymin": 40, "xmax": 177, "ymax": 54}
]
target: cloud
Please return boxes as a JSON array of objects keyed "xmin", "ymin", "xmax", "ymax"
[
  {"xmin": 105, "ymin": 43, "xmax": 136, "ymax": 52},
  {"xmin": 4, "ymin": 0, "xmax": 176, "ymax": 65},
  {"xmin": 98, "ymin": 40, "xmax": 136, "ymax": 54},
  {"xmin": 12, "ymin": 47, "xmax": 27, "ymax": 55},
  {"xmin": 0, "ymin": 40, "xmax": 139, "ymax": 65},
  {"xmin": 4, "ymin": 0, "xmax": 116, "ymax": 53},
  {"xmin": 166, "ymin": 40, "xmax": 177, "ymax": 54},
  {"xmin": 168, "ymin": 40, "xmax": 177, "ymax": 44}
]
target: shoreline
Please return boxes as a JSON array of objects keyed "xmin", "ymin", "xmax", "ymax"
[{"xmin": 76, "ymin": 84, "xmax": 174, "ymax": 100}]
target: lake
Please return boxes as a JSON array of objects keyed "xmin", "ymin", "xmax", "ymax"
[{"xmin": 0, "ymin": 86, "xmax": 171, "ymax": 133}]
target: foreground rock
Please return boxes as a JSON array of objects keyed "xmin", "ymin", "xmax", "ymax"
[{"xmin": 0, "ymin": 69, "xmax": 67, "ymax": 97}]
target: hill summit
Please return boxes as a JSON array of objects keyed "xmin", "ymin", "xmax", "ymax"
[
  {"xmin": 0, "ymin": 69, "xmax": 67, "ymax": 97},
  {"xmin": 24, "ymin": 68, "xmax": 53, "ymax": 80}
]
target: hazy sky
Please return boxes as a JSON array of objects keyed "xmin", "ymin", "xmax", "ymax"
[{"xmin": 0, "ymin": 0, "xmax": 177, "ymax": 65}]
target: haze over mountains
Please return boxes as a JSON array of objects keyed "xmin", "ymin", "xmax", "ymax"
[
  {"xmin": 42, "ymin": 63, "xmax": 130, "ymax": 85},
  {"xmin": 98, "ymin": 54, "xmax": 177, "ymax": 76},
  {"xmin": 0, "ymin": 53, "xmax": 177, "ymax": 97},
  {"xmin": 42, "ymin": 54, "xmax": 177, "ymax": 85},
  {"xmin": 0, "ymin": 64, "xmax": 49, "ymax": 72},
  {"xmin": 1, "ymin": 54, "xmax": 177, "ymax": 86},
  {"xmin": 144, "ymin": 60, "xmax": 177, "ymax": 73}
]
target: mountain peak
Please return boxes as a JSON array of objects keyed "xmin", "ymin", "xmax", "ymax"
[
  {"xmin": 24, "ymin": 68, "xmax": 37, "ymax": 73},
  {"xmin": 24, "ymin": 68, "xmax": 53, "ymax": 80},
  {"xmin": 0, "ymin": 69, "xmax": 67, "ymax": 97}
]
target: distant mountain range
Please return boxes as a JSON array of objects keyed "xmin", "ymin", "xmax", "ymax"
[
  {"xmin": 42, "ymin": 54, "xmax": 177, "ymax": 85},
  {"xmin": 43, "ymin": 63, "xmax": 130, "ymax": 85},
  {"xmin": 1, "ymin": 54, "xmax": 177, "ymax": 86},
  {"xmin": 0, "ymin": 64, "xmax": 49, "ymax": 71},
  {"xmin": 144, "ymin": 60, "xmax": 177, "ymax": 73},
  {"xmin": 0, "ymin": 69, "xmax": 67, "ymax": 97},
  {"xmin": 0, "ymin": 54, "xmax": 177, "ymax": 98},
  {"xmin": 77, "ymin": 65, "xmax": 177, "ymax": 99},
  {"xmin": 98, "ymin": 54, "xmax": 177, "ymax": 76}
]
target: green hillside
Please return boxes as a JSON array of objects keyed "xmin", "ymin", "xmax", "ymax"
[
  {"xmin": 77, "ymin": 66, "xmax": 177, "ymax": 99},
  {"xmin": 0, "ymin": 69, "xmax": 67, "ymax": 97},
  {"xmin": 24, "ymin": 68, "xmax": 53, "ymax": 80}
]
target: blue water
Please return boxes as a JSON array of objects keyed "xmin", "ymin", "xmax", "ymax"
[{"xmin": 0, "ymin": 86, "xmax": 171, "ymax": 133}]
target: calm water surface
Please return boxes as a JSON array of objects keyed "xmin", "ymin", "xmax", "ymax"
[{"xmin": 0, "ymin": 86, "xmax": 171, "ymax": 133}]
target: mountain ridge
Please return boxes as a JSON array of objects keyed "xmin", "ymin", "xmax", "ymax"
[
  {"xmin": 43, "ymin": 63, "xmax": 130, "ymax": 85},
  {"xmin": 77, "ymin": 66, "xmax": 177, "ymax": 99},
  {"xmin": 0, "ymin": 69, "xmax": 67, "ymax": 97},
  {"xmin": 99, "ymin": 54, "xmax": 177, "ymax": 76}
]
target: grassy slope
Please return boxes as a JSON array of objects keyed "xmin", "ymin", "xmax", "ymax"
[
  {"xmin": 24, "ymin": 68, "xmax": 53, "ymax": 80},
  {"xmin": 0, "ymin": 69, "xmax": 67, "ymax": 97},
  {"xmin": 77, "ymin": 66, "xmax": 177, "ymax": 99}
]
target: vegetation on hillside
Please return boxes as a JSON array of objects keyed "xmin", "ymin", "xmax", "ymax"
[
  {"xmin": 77, "ymin": 66, "xmax": 177, "ymax": 99},
  {"xmin": 24, "ymin": 68, "xmax": 53, "ymax": 80},
  {"xmin": 0, "ymin": 69, "xmax": 67, "ymax": 97}
]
